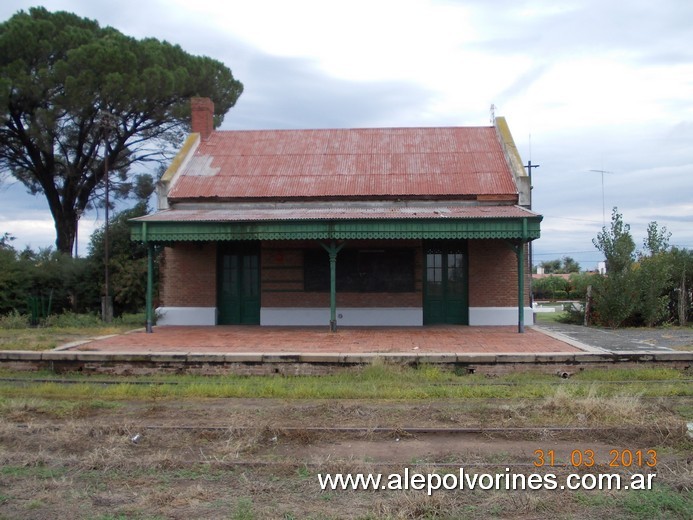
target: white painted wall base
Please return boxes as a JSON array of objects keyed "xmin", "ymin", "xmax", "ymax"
[
  {"xmin": 469, "ymin": 307, "xmax": 534, "ymax": 326},
  {"xmin": 156, "ymin": 307, "xmax": 216, "ymax": 326},
  {"xmin": 156, "ymin": 306, "xmax": 532, "ymax": 327},
  {"xmin": 261, "ymin": 307, "xmax": 423, "ymax": 326}
]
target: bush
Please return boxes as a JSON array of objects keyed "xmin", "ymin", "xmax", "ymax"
[
  {"xmin": 552, "ymin": 290, "xmax": 568, "ymax": 300},
  {"xmin": 590, "ymin": 272, "xmax": 638, "ymax": 328},
  {"xmin": 532, "ymin": 276, "xmax": 570, "ymax": 301},
  {"xmin": 43, "ymin": 312, "xmax": 103, "ymax": 328},
  {"xmin": 587, "ymin": 211, "xmax": 693, "ymax": 327},
  {"xmin": 0, "ymin": 244, "xmax": 94, "ymax": 317},
  {"xmin": 559, "ymin": 303, "xmax": 584, "ymax": 325},
  {"xmin": 0, "ymin": 311, "xmax": 30, "ymax": 329},
  {"xmin": 0, "ymin": 311, "xmax": 147, "ymax": 330},
  {"xmin": 634, "ymin": 254, "xmax": 673, "ymax": 327},
  {"xmin": 87, "ymin": 202, "xmax": 158, "ymax": 316},
  {"xmin": 0, "ymin": 203, "xmax": 159, "ymax": 318},
  {"xmin": 112, "ymin": 312, "xmax": 148, "ymax": 327},
  {"xmin": 568, "ymin": 272, "xmax": 599, "ymax": 300}
]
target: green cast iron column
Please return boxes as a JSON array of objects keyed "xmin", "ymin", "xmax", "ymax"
[
  {"xmin": 142, "ymin": 222, "xmax": 154, "ymax": 334},
  {"xmin": 146, "ymin": 242, "xmax": 154, "ymax": 333},
  {"xmin": 517, "ymin": 218, "xmax": 529, "ymax": 333},
  {"xmin": 320, "ymin": 240, "xmax": 345, "ymax": 332},
  {"xmin": 517, "ymin": 241, "xmax": 524, "ymax": 333}
]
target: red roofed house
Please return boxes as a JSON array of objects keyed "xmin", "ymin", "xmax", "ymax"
[{"xmin": 131, "ymin": 98, "xmax": 541, "ymax": 332}]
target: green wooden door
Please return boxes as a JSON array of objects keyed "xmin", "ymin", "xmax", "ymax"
[
  {"xmin": 218, "ymin": 246, "xmax": 260, "ymax": 325},
  {"xmin": 424, "ymin": 243, "xmax": 468, "ymax": 325}
]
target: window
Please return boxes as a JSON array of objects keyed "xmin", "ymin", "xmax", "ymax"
[{"xmin": 304, "ymin": 248, "xmax": 415, "ymax": 292}]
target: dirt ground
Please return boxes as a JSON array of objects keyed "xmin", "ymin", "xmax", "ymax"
[{"xmin": 1, "ymin": 398, "xmax": 691, "ymax": 519}]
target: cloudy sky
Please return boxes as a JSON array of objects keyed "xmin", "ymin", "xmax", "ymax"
[{"xmin": 1, "ymin": 0, "xmax": 692, "ymax": 267}]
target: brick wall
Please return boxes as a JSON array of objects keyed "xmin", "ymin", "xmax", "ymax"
[
  {"xmin": 5, "ymin": 358, "xmax": 689, "ymax": 377},
  {"xmin": 158, "ymin": 239, "xmax": 529, "ymax": 310},
  {"xmin": 190, "ymin": 97, "xmax": 214, "ymax": 139},
  {"xmin": 261, "ymin": 240, "xmax": 423, "ymax": 308},
  {"xmin": 160, "ymin": 243, "xmax": 217, "ymax": 307},
  {"xmin": 468, "ymin": 240, "xmax": 531, "ymax": 307}
]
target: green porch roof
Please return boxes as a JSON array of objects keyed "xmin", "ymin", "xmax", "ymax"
[{"xmin": 131, "ymin": 216, "xmax": 541, "ymax": 242}]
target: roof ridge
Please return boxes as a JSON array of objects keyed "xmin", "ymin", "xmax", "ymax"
[{"xmin": 214, "ymin": 125, "xmax": 496, "ymax": 133}]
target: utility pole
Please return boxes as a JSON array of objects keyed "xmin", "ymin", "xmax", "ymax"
[
  {"xmin": 525, "ymin": 160, "xmax": 540, "ymax": 313},
  {"xmin": 525, "ymin": 160, "xmax": 540, "ymax": 205},
  {"xmin": 99, "ymin": 112, "xmax": 117, "ymax": 323}
]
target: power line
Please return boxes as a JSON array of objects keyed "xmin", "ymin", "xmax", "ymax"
[
  {"xmin": 533, "ymin": 251, "xmax": 598, "ymax": 256},
  {"xmin": 541, "ymin": 215, "xmax": 604, "ymax": 224}
]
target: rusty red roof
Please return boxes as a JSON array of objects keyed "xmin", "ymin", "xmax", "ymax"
[
  {"xmin": 134, "ymin": 204, "xmax": 538, "ymax": 223},
  {"xmin": 167, "ymin": 127, "xmax": 518, "ymax": 201}
]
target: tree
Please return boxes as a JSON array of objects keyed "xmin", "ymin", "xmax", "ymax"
[
  {"xmin": 643, "ymin": 221, "xmax": 671, "ymax": 257},
  {"xmin": 561, "ymin": 256, "xmax": 580, "ymax": 273},
  {"xmin": 669, "ymin": 248, "xmax": 692, "ymax": 326},
  {"xmin": 0, "ymin": 7, "xmax": 243, "ymax": 254},
  {"xmin": 86, "ymin": 201, "xmax": 157, "ymax": 315},
  {"xmin": 592, "ymin": 208, "xmax": 635, "ymax": 274},
  {"xmin": 591, "ymin": 208, "xmax": 637, "ymax": 327},
  {"xmin": 634, "ymin": 222, "xmax": 673, "ymax": 326},
  {"xmin": 538, "ymin": 257, "xmax": 580, "ymax": 274},
  {"xmin": 635, "ymin": 254, "xmax": 672, "ymax": 327},
  {"xmin": 539, "ymin": 259, "xmax": 561, "ymax": 274}
]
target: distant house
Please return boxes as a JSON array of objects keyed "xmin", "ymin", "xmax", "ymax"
[{"xmin": 131, "ymin": 98, "xmax": 542, "ymax": 331}]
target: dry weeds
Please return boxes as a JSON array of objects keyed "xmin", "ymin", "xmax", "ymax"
[{"xmin": 0, "ymin": 396, "xmax": 690, "ymax": 519}]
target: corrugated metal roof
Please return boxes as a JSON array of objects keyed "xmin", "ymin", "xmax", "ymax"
[
  {"xmin": 133, "ymin": 205, "xmax": 538, "ymax": 223},
  {"xmin": 167, "ymin": 127, "xmax": 518, "ymax": 200}
]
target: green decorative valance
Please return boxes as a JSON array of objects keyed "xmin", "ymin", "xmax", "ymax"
[{"xmin": 131, "ymin": 217, "xmax": 541, "ymax": 243}]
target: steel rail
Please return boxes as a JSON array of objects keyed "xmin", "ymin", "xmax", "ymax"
[{"xmin": 0, "ymin": 377, "xmax": 691, "ymax": 387}]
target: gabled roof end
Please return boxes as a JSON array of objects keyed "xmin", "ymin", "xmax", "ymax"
[{"xmin": 494, "ymin": 116, "xmax": 530, "ymax": 207}]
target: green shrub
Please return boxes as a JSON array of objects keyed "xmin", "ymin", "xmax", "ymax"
[
  {"xmin": 114, "ymin": 312, "xmax": 147, "ymax": 327},
  {"xmin": 0, "ymin": 311, "xmax": 29, "ymax": 329},
  {"xmin": 591, "ymin": 272, "xmax": 638, "ymax": 328},
  {"xmin": 635, "ymin": 254, "xmax": 673, "ymax": 326},
  {"xmin": 552, "ymin": 290, "xmax": 568, "ymax": 300},
  {"xmin": 559, "ymin": 302, "xmax": 584, "ymax": 325},
  {"xmin": 568, "ymin": 272, "xmax": 599, "ymax": 300},
  {"xmin": 43, "ymin": 312, "xmax": 102, "ymax": 328},
  {"xmin": 532, "ymin": 276, "xmax": 570, "ymax": 301}
]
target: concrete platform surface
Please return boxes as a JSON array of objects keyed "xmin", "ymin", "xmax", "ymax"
[
  {"xmin": 69, "ymin": 325, "xmax": 582, "ymax": 354},
  {"xmin": 536, "ymin": 322, "xmax": 693, "ymax": 353}
]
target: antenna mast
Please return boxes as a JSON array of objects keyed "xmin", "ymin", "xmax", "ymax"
[{"xmin": 589, "ymin": 169, "xmax": 613, "ymax": 226}]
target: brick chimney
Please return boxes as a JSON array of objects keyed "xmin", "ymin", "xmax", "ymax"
[{"xmin": 191, "ymin": 97, "xmax": 214, "ymax": 139}]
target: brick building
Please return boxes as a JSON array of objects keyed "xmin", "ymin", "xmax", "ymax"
[{"xmin": 131, "ymin": 98, "xmax": 542, "ymax": 331}]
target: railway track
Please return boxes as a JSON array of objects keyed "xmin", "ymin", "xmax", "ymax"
[{"xmin": 1, "ymin": 376, "xmax": 691, "ymax": 386}]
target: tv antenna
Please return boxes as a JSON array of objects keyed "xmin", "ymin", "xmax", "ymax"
[
  {"xmin": 489, "ymin": 104, "xmax": 496, "ymax": 124},
  {"xmin": 589, "ymin": 169, "xmax": 613, "ymax": 226}
]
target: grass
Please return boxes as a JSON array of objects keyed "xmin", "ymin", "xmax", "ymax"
[
  {"xmin": 620, "ymin": 486, "xmax": 692, "ymax": 519},
  {"xmin": 0, "ymin": 325, "xmax": 139, "ymax": 351},
  {"xmin": 574, "ymin": 486, "xmax": 693, "ymax": 520},
  {"xmin": 0, "ymin": 366, "xmax": 690, "ymax": 520},
  {"xmin": 0, "ymin": 366, "xmax": 690, "ymax": 403},
  {"xmin": 532, "ymin": 302, "xmax": 573, "ymax": 324},
  {"xmin": 533, "ymin": 310, "xmax": 568, "ymax": 323},
  {"xmin": 0, "ymin": 312, "xmax": 145, "ymax": 351}
]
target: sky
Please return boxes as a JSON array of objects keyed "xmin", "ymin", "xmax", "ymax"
[{"xmin": 1, "ymin": 0, "xmax": 692, "ymax": 268}]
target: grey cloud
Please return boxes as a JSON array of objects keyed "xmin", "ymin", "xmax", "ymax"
[
  {"xmin": 495, "ymin": 63, "xmax": 551, "ymax": 105},
  {"xmin": 467, "ymin": 0, "xmax": 693, "ymax": 67},
  {"xmin": 223, "ymin": 53, "xmax": 434, "ymax": 130}
]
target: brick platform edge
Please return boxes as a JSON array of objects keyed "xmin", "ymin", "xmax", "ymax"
[{"xmin": 0, "ymin": 351, "xmax": 691, "ymax": 377}]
